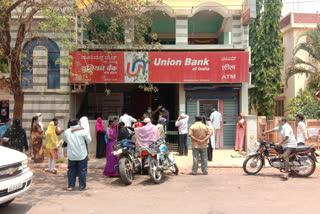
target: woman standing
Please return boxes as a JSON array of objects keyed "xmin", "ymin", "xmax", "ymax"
[
  {"xmin": 95, "ymin": 117, "xmax": 106, "ymax": 158},
  {"xmin": 103, "ymin": 119, "xmax": 119, "ymax": 177},
  {"xmin": 2, "ymin": 119, "xmax": 28, "ymax": 152},
  {"xmin": 235, "ymin": 113, "xmax": 246, "ymax": 151},
  {"xmin": 296, "ymin": 114, "xmax": 308, "ymax": 146},
  {"xmin": 45, "ymin": 121, "xmax": 59, "ymax": 173},
  {"xmin": 31, "ymin": 116, "xmax": 44, "ymax": 163}
]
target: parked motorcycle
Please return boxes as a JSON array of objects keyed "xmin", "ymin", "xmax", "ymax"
[
  {"xmin": 112, "ymin": 135, "xmax": 141, "ymax": 185},
  {"xmin": 243, "ymin": 134, "xmax": 318, "ymax": 177},
  {"xmin": 140, "ymin": 139, "xmax": 179, "ymax": 184}
]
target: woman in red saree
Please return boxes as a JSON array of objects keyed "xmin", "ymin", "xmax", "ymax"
[{"xmin": 235, "ymin": 113, "xmax": 246, "ymax": 151}]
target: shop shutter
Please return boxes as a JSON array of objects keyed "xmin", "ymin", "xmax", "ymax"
[
  {"xmin": 186, "ymin": 99, "xmax": 197, "ymax": 146},
  {"xmin": 223, "ymin": 99, "xmax": 238, "ymax": 148}
]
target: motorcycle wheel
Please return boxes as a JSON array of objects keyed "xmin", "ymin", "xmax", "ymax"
[
  {"xmin": 169, "ymin": 164, "xmax": 179, "ymax": 175},
  {"xmin": 243, "ymin": 155, "xmax": 264, "ymax": 175},
  {"xmin": 293, "ymin": 156, "xmax": 316, "ymax": 177},
  {"xmin": 119, "ymin": 157, "xmax": 134, "ymax": 185},
  {"xmin": 149, "ymin": 157, "xmax": 163, "ymax": 184}
]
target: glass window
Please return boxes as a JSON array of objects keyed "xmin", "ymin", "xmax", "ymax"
[{"xmin": 22, "ymin": 38, "xmax": 60, "ymax": 89}]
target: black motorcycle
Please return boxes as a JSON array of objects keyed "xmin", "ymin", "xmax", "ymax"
[
  {"xmin": 112, "ymin": 135, "xmax": 141, "ymax": 185},
  {"xmin": 243, "ymin": 134, "xmax": 318, "ymax": 177}
]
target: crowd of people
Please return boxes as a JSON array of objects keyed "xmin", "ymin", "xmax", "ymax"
[{"xmin": 0, "ymin": 104, "xmax": 311, "ymax": 187}]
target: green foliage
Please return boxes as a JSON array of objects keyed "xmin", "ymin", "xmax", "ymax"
[
  {"xmin": 285, "ymin": 24, "xmax": 320, "ymax": 90},
  {"xmin": 285, "ymin": 89, "xmax": 320, "ymax": 121},
  {"xmin": 249, "ymin": 0, "xmax": 283, "ymax": 118}
]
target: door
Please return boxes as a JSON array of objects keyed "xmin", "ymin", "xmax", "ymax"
[{"xmin": 223, "ymin": 99, "xmax": 238, "ymax": 148}]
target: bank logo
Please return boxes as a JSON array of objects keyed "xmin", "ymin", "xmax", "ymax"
[
  {"xmin": 126, "ymin": 59, "xmax": 146, "ymax": 77},
  {"xmin": 124, "ymin": 52, "xmax": 149, "ymax": 83}
]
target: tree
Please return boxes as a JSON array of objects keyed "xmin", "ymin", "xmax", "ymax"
[
  {"xmin": 249, "ymin": 0, "xmax": 283, "ymax": 118},
  {"xmin": 0, "ymin": 0, "xmax": 156, "ymax": 122},
  {"xmin": 285, "ymin": 24, "xmax": 320, "ymax": 92},
  {"xmin": 0, "ymin": 0, "xmax": 64, "ymax": 122},
  {"xmin": 285, "ymin": 89, "xmax": 320, "ymax": 121}
]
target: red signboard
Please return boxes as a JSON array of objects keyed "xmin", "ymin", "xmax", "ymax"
[
  {"xmin": 70, "ymin": 52, "xmax": 124, "ymax": 83},
  {"xmin": 70, "ymin": 51, "xmax": 249, "ymax": 83}
]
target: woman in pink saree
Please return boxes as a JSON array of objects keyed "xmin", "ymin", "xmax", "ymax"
[
  {"xmin": 235, "ymin": 113, "xmax": 246, "ymax": 151},
  {"xmin": 135, "ymin": 118, "xmax": 160, "ymax": 148},
  {"xmin": 95, "ymin": 117, "xmax": 106, "ymax": 158},
  {"xmin": 103, "ymin": 119, "xmax": 119, "ymax": 177}
]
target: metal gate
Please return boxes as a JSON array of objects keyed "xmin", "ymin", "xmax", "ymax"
[{"xmin": 223, "ymin": 99, "xmax": 239, "ymax": 148}]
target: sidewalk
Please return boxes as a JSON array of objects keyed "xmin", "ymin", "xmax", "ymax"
[{"xmin": 28, "ymin": 149, "xmax": 246, "ymax": 170}]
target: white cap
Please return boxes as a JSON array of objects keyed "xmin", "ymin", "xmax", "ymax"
[
  {"xmin": 143, "ymin": 118, "xmax": 151, "ymax": 123},
  {"xmin": 180, "ymin": 113, "xmax": 186, "ymax": 118}
]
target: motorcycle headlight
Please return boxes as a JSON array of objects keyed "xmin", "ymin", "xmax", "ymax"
[{"xmin": 22, "ymin": 159, "xmax": 28, "ymax": 169}]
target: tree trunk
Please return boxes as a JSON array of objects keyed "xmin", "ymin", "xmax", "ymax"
[
  {"xmin": 10, "ymin": 58, "xmax": 24, "ymax": 123},
  {"xmin": 13, "ymin": 92, "xmax": 24, "ymax": 123}
]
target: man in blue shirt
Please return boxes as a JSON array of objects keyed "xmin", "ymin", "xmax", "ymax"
[
  {"xmin": 0, "ymin": 119, "xmax": 11, "ymax": 138},
  {"xmin": 64, "ymin": 118, "xmax": 92, "ymax": 191}
]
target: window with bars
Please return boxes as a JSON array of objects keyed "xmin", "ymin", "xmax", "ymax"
[
  {"xmin": 199, "ymin": 100, "xmax": 218, "ymax": 119},
  {"xmin": 275, "ymin": 100, "xmax": 284, "ymax": 116}
]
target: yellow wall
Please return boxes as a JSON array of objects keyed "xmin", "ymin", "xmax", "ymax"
[
  {"xmin": 162, "ymin": 0, "xmax": 243, "ymax": 10},
  {"xmin": 77, "ymin": 0, "xmax": 243, "ymax": 10},
  {"xmin": 282, "ymin": 27, "xmax": 310, "ymax": 108}
]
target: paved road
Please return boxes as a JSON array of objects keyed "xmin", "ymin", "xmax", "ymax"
[{"xmin": 1, "ymin": 167, "xmax": 319, "ymax": 214}]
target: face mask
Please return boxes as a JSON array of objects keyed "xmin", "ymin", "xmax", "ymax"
[
  {"xmin": 148, "ymin": 110, "xmax": 152, "ymax": 113},
  {"xmin": 278, "ymin": 122, "xmax": 283, "ymax": 130}
]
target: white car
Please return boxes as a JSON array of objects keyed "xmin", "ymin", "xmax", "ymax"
[{"xmin": 0, "ymin": 146, "xmax": 33, "ymax": 207}]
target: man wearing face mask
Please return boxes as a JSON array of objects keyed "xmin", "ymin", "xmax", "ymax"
[
  {"xmin": 264, "ymin": 117, "xmax": 297, "ymax": 180},
  {"xmin": 142, "ymin": 105, "xmax": 162, "ymax": 122}
]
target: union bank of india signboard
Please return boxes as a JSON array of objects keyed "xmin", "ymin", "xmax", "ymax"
[{"xmin": 69, "ymin": 51, "xmax": 249, "ymax": 84}]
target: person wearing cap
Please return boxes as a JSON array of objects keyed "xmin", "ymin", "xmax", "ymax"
[
  {"xmin": 156, "ymin": 116, "xmax": 166, "ymax": 140},
  {"xmin": 175, "ymin": 113, "xmax": 189, "ymax": 156}
]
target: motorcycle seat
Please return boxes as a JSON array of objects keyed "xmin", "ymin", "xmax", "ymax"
[{"xmin": 293, "ymin": 145, "xmax": 312, "ymax": 153}]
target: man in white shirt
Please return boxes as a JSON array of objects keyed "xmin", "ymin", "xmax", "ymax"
[
  {"xmin": 64, "ymin": 118, "xmax": 92, "ymax": 191},
  {"xmin": 119, "ymin": 113, "xmax": 137, "ymax": 127},
  {"xmin": 209, "ymin": 108, "xmax": 222, "ymax": 148},
  {"xmin": 296, "ymin": 114, "xmax": 308, "ymax": 145},
  {"xmin": 264, "ymin": 117, "xmax": 297, "ymax": 180},
  {"xmin": 175, "ymin": 113, "xmax": 189, "ymax": 156}
]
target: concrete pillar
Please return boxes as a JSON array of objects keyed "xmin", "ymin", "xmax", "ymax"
[
  {"xmin": 176, "ymin": 17, "xmax": 188, "ymax": 45},
  {"xmin": 178, "ymin": 84, "xmax": 186, "ymax": 113},
  {"xmin": 240, "ymin": 82, "xmax": 249, "ymax": 115},
  {"xmin": 245, "ymin": 115, "xmax": 258, "ymax": 154},
  {"xmin": 124, "ymin": 18, "xmax": 134, "ymax": 45}
]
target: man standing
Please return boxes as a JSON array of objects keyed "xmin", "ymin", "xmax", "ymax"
[
  {"xmin": 264, "ymin": 117, "xmax": 297, "ymax": 180},
  {"xmin": 189, "ymin": 116, "xmax": 211, "ymax": 175},
  {"xmin": 296, "ymin": 114, "xmax": 308, "ymax": 146},
  {"xmin": 210, "ymin": 108, "xmax": 222, "ymax": 148},
  {"xmin": 175, "ymin": 113, "xmax": 189, "ymax": 156},
  {"xmin": 142, "ymin": 106, "xmax": 162, "ymax": 121},
  {"xmin": 64, "ymin": 119, "xmax": 92, "ymax": 191},
  {"xmin": 156, "ymin": 117, "xmax": 166, "ymax": 140},
  {"xmin": 119, "ymin": 112, "xmax": 137, "ymax": 128}
]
